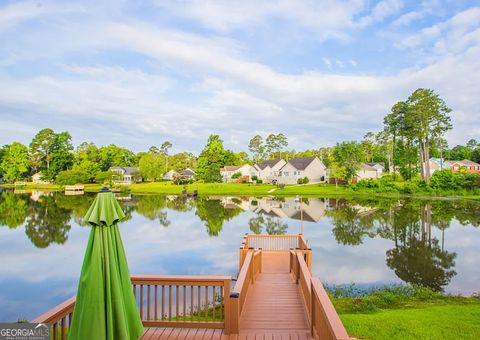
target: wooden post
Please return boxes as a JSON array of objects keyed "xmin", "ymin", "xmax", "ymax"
[
  {"xmin": 306, "ymin": 249, "xmax": 312, "ymax": 272},
  {"xmin": 228, "ymin": 293, "xmax": 240, "ymax": 334},
  {"xmin": 223, "ymin": 279, "xmax": 233, "ymax": 334},
  {"xmin": 310, "ymin": 278, "xmax": 315, "ymax": 338}
]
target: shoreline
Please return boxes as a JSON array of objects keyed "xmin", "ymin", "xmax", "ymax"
[{"xmin": 1, "ymin": 182, "xmax": 479, "ymax": 200}]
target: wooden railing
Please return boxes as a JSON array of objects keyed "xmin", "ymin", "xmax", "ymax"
[
  {"xmin": 32, "ymin": 297, "xmax": 75, "ymax": 340},
  {"xmin": 229, "ymin": 249, "xmax": 262, "ymax": 333},
  {"xmin": 33, "ymin": 275, "xmax": 235, "ymax": 337},
  {"xmin": 242, "ymin": 234, "xmax": 308, "ymax": 251},
  {"xmin": 290, "ymin": 250, "xmax": 350, "ymax": 340},
  {"xmin": 240, "ymin": 234, "xmax": 310, "ymax": 269},
  {"xmin": 131, "ymin": 275, "xmax": 231, "ymax": 330}
]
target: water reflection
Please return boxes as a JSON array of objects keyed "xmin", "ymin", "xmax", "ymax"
[{"xmin": 0, "ymin": 191, "xmax": 479, "ymax": 294}]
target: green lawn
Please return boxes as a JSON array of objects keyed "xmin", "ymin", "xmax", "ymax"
[
  {"xmin": 2, "ymin": 181, "xmax": 479, "ymax": 199},
  {"xmin": 340, "ymin": 302, "xmax": 480, "ymax": 340}
]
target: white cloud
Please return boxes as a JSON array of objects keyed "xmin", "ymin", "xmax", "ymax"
[{"xmin": 356, "ymin": 0, "xmax": 404, "ymax": 28}]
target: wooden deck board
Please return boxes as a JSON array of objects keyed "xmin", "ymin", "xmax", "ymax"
[
  {"xmin": 141, "ymin": 252, "xmax": 311, "ymax": 340},
  {"xmin": 240, "ymin": 253, "xmax": 309, "ymax": 332}
]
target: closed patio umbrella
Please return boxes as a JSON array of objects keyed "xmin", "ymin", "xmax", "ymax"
[{"xmin": 69, "ymin": 188, "xmax": 144, "ymax": 340}]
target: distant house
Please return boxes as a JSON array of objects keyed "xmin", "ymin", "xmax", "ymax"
[
  {"xmin": 356, "ymin": 164, "xmax": 380, "ymax": 180},
  {"xmin": 253, "ymin": 159, "xmax": 287, "ymax": 183},
  {"xmin": 277, "ymin": 157, "xmax": 327, "ymax": 185},
  {"xmin": 108, "ymin": 166, "xmax": 141, "ymax": 184},
  {"xmin": 163, "ymin": 169, "xmax": 178, "ymax": 181},
  {"xmin": 180, "ymin": 168, "xmax": 196, "ymax": 181},
  {"xmin": 221, "ymin": 164, "xmax": 252, "ymax": 182},
  {"xmin": 429, "ymin": 158, "xmax": 450, "ymax": 174},
  {"xmin": 366, "ymin": 162, "xmax": 385, "ymax": 176},
  {"xmin": 32, "ymin": 172, "xmax": 51, "ymax": 185},
  {"xmin": 447, "ymin": 159, "xmax": 480, "ymax": 174}
]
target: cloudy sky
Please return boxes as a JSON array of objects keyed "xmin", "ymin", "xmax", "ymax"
[{"xmin": 0, "ymin": 0, "xmax": 479, "ymax": 154}]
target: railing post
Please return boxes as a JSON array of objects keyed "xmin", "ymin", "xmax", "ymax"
[
  {"xmin": 259, "ymin": 248, "xmax": 262, "ymax": 273},
  {"xmin": 228, "ymin": 292, "xmax": 240, "ymax": 334},
  {"xmin": 306, "ymin": 249, "xmax": 312, "ymax": 272},
  {"xmin": 249, "ymin": 248, "xmax": 254, "ymax": 283},
  {"xmin": 224, "ymin": 279, "xmax": 232, "ymax": 334},
  {"xmin": 310, "ymin": 278, "xmax": 315, "ymax": 338}
]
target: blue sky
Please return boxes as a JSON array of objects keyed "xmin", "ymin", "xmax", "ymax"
[{"xmin": 0, "ymin": 0, "xmax": 479, "ymax": 154}]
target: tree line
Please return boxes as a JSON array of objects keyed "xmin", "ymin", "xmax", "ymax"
[{"xmin": 0, "ymin": 88, "xmax": 478, "ymax": 185}]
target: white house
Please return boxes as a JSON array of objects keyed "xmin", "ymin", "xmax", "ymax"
[
  {"xmin": 356, "ymin": 164, "xmax": 380, "ymax": 180},
  {"xmin": 221, "ymin": 164, "xmax": 252, "ymax": 182},
  {"xmin": 108, "ymin": 166, "xmax": 141, "ymax": 184},
  {"xmin": 254, "ymin": 159, "xmax": 287, "ymax": 183},
  {"xmin": 32, "ymin": 172, "xmax": 51, "ymax": 185},
  {"xmin": 277, "ymin": 157, "xmax": 327, "ymax": 185},
  {"xmin": 367, "ymin": 162, "xmax": 385, "ymax": 176},
  {"xmin": 163, "ymin": 169, "xmax": 178, "ymax": 181}
]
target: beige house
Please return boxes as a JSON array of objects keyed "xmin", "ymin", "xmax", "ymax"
[
  {"xmin": 356, "ymin": 164, "xmax": 380, "ymax": 180},
  {"xmin": 277, "ymin": 157, "xmax": 327, "ymax": 185},
  {"xmin": 221, "ymin": 164, "xmax": 252, "ymax": 182},
  {"xmin": 253, "ymin": 159, "xmax": 287, "ymax": 183},
  {"xmin": 163, "ymin": 169, "xmax": 178, "ymax": 181},
  {"xmin": 108, "ymin": 166, "xmax": 141, "ymax": 184},
  {"xmin": 32, "ymin": 172, "xmax": 51, "ymax": 185}
]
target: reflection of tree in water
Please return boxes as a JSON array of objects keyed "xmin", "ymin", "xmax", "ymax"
[
  {"xmin": 387, "ymin": 239, "xmax": 456, "ymax": 292},
  {"xmin": 166, "ymin": 196, "xmax": 196, "ymax": 212},
  {"xmin": 327, "ymin": 198, "xmax": 461, "ymax": 291},
  {"xmin": 25, "ymin": 195, "xmax": 71, "ymax": 248},
  {"xmin": 249, "ymin": 215, "xmax": 288, "ymax": 235},
  {"xmin": 134, "ymin": 195, "xmax": 170, "ymax": 227},
  {"xmin": 0, "ymin": 191, "xmax": 28, "ymax": 228},
  {"xmin": 55, "ymin": 193, "xmax": 95, "ymax": 226},
  {"xmin": 195, "ymin": 197, "xmax": 243, "ymax": 236},
  {"xmin": 326, "ymin": 203, "xmax": 376, "ymax": 245}
]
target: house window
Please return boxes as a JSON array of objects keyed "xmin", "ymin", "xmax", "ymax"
[{"xmin": 284, "ymin": 171, "xmax": 289, "ymax": 176}]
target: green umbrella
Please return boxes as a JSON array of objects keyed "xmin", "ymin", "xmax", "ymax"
[{"xmin": 69, "ymin": 189, "xmax": 144, "ymax": 340}]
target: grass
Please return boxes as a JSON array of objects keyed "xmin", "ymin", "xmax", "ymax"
[
  {"xmin": 1, "ymin": 181, "xmax": 479, "ymax": 199},
  {"xmin": 340, "ymin": 303, "xmax": 480, "ymax": 340},
  {"xmin": 328, "ymin": 284, "xmax": 480, "ymax": 339}
]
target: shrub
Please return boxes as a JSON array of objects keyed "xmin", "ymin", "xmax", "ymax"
[
  {"xmin": 430, "ymin": 169, "xmax": 455, "ymax": 190},
  {"xmin": 256, "ymin": 179, "xmax": 263, "ymax": 184},
  {"xmin": 56, "ymin": 169, "xmax": 89, "ymax": 185},
  {"xmin": 95, "ymin": 171, "xmax": 116, "ymax": 185},
  {"xmin": 231, "ymin": 172, "xmax": 241, "ymax": 179},
  {"xmin": 303, "ymin": 177, "xmax": 309, "ymax": 184},
  {"xmin": 251, "ymin": 175, "xmax": 258, "ymax": 181},
  {"xmin": 297, "ymin": 178, "xmax": 304, "ymax": 184}
]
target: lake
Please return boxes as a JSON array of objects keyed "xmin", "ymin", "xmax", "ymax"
[{"xmin": 0, "ymin": 189, "xmax": 479, "ymax": 321}]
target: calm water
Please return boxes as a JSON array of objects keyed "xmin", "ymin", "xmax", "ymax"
[{"xmin": 0, "ymin": 189, "xmax": 479, "ymax": 321}]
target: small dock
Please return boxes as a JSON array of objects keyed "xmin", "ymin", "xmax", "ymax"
[{"xmin": 34, "ymin": 234, "xmax": 350, "ymax": 340}]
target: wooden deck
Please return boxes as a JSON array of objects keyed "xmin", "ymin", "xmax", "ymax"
[
  {"xmin": 141, "ymin": 252, "xmax": 311, "ymax": 339},
  {"xmin": 34, "ymin": 234, "xmax": 350, "ymax": 340}
]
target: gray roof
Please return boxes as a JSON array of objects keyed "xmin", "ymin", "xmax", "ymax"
[
  {"xmin": 257, "ymin": 159, "xmax": 283, "ymax": 170},
  {"xmin": 367, "ymin": 162, "xmax": 385, "ymax": 168},
  {"xmin": 286, "ymin": 157, "xmax": 316, "ymax": 170},
  {"xmin": 361, "ymin": 164, "xmax": 377, "ymax": 171},
  {"xmin": 181, "ymin": 169, "xmax": 195, "ymax": 176},
  {"xmin": 109, "ymin": 166, "xmax": 139, "ymax": 175}
]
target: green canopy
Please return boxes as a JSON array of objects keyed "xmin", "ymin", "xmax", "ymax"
[{"xmin": 69, "ymin": 190, "xmax": 144, "ymax": 340}]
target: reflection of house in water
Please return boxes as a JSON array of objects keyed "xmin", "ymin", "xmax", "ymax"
[
  {"xmin": 30, "ymin": 190, "xmax": 52, "ymax": 202},
  {"xmin": 220, "ymin": 197, "xmax": 328, "ymax": 223}
]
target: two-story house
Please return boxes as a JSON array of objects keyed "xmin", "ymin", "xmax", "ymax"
[{"xmin": 277, "ymin": 157, "xmax": 327, "ymax": 184}]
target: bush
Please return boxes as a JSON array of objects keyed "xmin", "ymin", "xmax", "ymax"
[
  {"xmin": 297, "ymin": 178, "xmax": 304, "ymax": 184},
  {"xmin": 95, "ymin": 171, "xmax": 116, "ymax": 185},
  {"xmin": 297, "ymin": 177, "xmax": 310, "ymax": 184},
  {"xmin": 251, "ymin": 175, "xmax": 258, "ymax": 181},
  {"xmin": 56, "ymin": 169, "xmax": 89, "ymax": 185},
  {"xmin": 231, "ymin": 172, "xmax": 241, "ymax": 179},
  {"xmin": 430, "ymin": 169, "xmax": 455, "ymax": 190},
  {"xmin": 256, "ymin": 179, "xmax": 263, "ymax": 184}
]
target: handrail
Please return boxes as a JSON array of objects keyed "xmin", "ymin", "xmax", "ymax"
[
  {"xmin": 311, "ymin": 278, "xmax": 350, "ymax": 340},
  {"xmin": 229, "ymin": 249, "xmax": 262, "ymax": 334},
  {"xmin": 290, "ymin": 250, "xmax": 350, "ymax": 340},
  {"xmin": 33, "ymin": 275, "xmax": 234, "ymax": 337},
  {"xmin": 242, "ymin": 234, "xmax": 309, "ymax": 251},
  {"xmin": 32, "ymin": 296, "xmax": 75, "ymax": 340}
]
